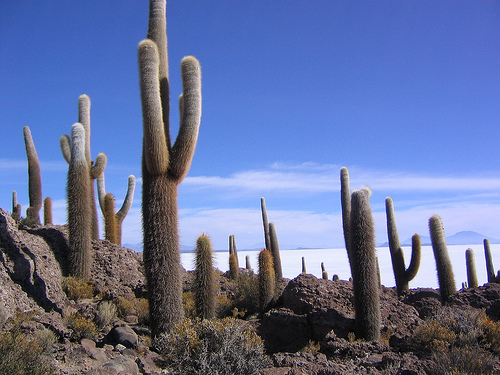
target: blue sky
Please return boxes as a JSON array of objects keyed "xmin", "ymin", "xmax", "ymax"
[{"xmin": 1, "ymin": 1, "xmax": 500, "ymax": 250}]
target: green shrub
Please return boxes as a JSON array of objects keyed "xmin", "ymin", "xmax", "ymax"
[
  {"xmin": 153, "ymin": 317, "xmax": 270, "ymax": 375},
  {"xmin": 96, "ymin": 301, "xmax": 117, "ymax": 328},
  {"xmin": 61, "ymin": 276, "xmax": 94, "ymax": 301}
]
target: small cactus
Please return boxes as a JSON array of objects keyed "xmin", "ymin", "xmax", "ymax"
[
  {"xmin": 350, "ymin": 187, "xmax": 380, "ymax": 341},
  {"xmin": 465, "ymin": 248, "xmax": 478, "ymax": 288},
  {"xmin": 11, "ymin": 191, "xmax": 21, "ymax": 221},
  {"xmin": 43, "ymin": 197, "xmax": 53, "ymax": 225},
  {"xmin": 301, "ymin": 257, "xmax": 307, "ymax": 274},
  {"xmin": 258, "ymin": 249, "xmax": 276, "ymax": 311},
  {"xmin": 429, "ymin": 215, "xmax": 456, "ymax": 303},
  {"xmin": 23, "ymin": 126, "xmax": 42, "ymax": 225},
  {"xmin": 97, "ymin": 173, "xmax": 136, "ymax": 245},
  {"xmin": 245, "ymin": 255, "xmax": 252, "ymax": 271},
  {"xmin": 484, "ymin": 239, "xmax": 496, "ymax": 283},
  {"xmin": 195, "ymin": 234, "xmax": 216, "ymax": 319},
  {"xmin": 385, "ymin": 197, "xmax": 421, "ymax": 295}
]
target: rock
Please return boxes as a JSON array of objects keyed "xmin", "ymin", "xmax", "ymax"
[{"xmin": 107, "ymin": 323, "xmax": 139, "ymax": 348}]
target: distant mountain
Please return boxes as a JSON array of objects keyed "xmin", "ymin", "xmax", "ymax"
[{"xmin": 379, "ymin": 231, "xmax": 500, "ymax": 247}]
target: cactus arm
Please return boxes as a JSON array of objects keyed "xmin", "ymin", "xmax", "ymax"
[
  {"xmin": 405, "ymin": 234, "xmax": 421, "ymax": 281},
  {"xmin": 60, "ymin": 134, "xmax": 71, "ymax": 163},
  {"xmin": 261, "ymin": 197, "xmax": 271, "ymax": 251},
  {"xmin": 96, "ymin": 173, "xmax": 106, "ymax": 212},
  {"xmin": 138, "ymin": 39, "xmax": 170, "ymax": 175},
  {"xmin": 90, "ymin": 153, "xmax": 107, "ymax": 179},
  {"xmin": 169, "ymin": 56, "xmax": 202, "ymax": 182},
  {"xmin": 269, "ymin": 222, "xmax": 283, "ymax": 279},
  {"xmin": 116, "ymin": 175, "xmax": 136, "ymax": 224},
  {"xmin": 43, "ymin": 197, "xmax": 53, "ymax": 225},
  {"xmin": 23, "ymin": 126, "xmax": 42, "ymax": 223}
]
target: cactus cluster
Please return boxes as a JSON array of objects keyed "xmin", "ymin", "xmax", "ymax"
[{"xmin": 260, "ymin": 197, "xmax": 283, "ymax": 280}]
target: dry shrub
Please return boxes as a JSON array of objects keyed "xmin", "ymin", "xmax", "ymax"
[
  {"xmin": 0, "ymin": 311, "xmax": 56, "ymax": 374},
  {"xmin": 182, "ymin": 291, "xmax": 196, "ymax": 318},
  {"xmin": 61, "ymin": 276, "xmax": 94, "ymax": 301},
  {"xmin": 67, "ymin": 313, "xmax": 98, "ymax": 341},
  {"xmin": 115, "ymin": 296, "xmax": 134, "ymax": 318},
  {"xmin": 300, "ymin": 340, "xmax": 320, "ymax": 355},
  {"xmin": 135, "ymin": 298, "xmax": 149, "ymax": 325},
  {"xmin": 479, "ymin": 315, "xmax": 500, "ymax": 354},
  {"xmin": 231, "ymin": 273, "xmax": 260, "ymax": 316},
  {"xmin": 428, "ymin": 346, "xmax": 497, "ymax": 375},
  {"xmin": 153, "ymin": 317, "xmax": 270, "ymax": 375}
]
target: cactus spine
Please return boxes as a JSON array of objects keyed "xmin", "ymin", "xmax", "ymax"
[
  {"xmin": 60, "ymin": 95, "xmax": 107, "ymax": 239},
  {"xmin": 43, "ymin": 197, "xmax": 52, "ymax": 225},
  {"xmin": 385, "ymin": 197, "xmax": 421, "ymax": 295},
  {"xmin": 261, "ymin": 197, "xmax": 271, "ymax": 251},
  {"xmin": 429, "ymin": 215, "xmax": 456, "ymax": 303},
  {"xmin": 67, "ymin": 123, "xmax": 92, "ymax": 279},
  {"xmin": 23, "ymin": 126, "xmax": 42, "ymax": 225},
  {"xmin": 465, "ymin": 248, "xmax": 478, "ymax": 288},
  {"xmin": 269, "ymin": 222, "xmax": 283, "ymax": 279},
  {"xmin": 258, "ymin": 249, "xmax": 276, "ymax": 312},
  {"xmin": 350, "ymin": 187, "xmax": 380, "ymax": 341},
  {"xmin": 195, "ymin": 234, "xmax": 216, "ymax": 319},
  {"xmin": 97, "ymin": 174, "xmax": 136, "ymax": 245},
  {"xmin": 11, "ymin": 191, "xmax": 21, "ymax": 221},
  {"xmin": 484, "ymin": 239, "xmax": 496, "ymax": 283},
  {"xmin": 139, "ymin": 0, "xmax": 202, "ymax": 338}
]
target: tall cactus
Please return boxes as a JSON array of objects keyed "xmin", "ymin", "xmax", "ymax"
[
  {"xmin": 385, "ymin": 197, "xmax": 421, "ymax": 295},
  {"xmin": 340, "ymin": 167, "xmax": 353, "ymax": 274},
  {"xmin": 484, "ymin": 239, "xmax": 496, "ymax": 283},
  {"xmin": 350, "ymin": 187, "xmax": 380, "ymax": 341},
  {"xmin": 269, "ymin": 222, "xmax": 283, "ymax": 280},
  {"xmin": 11, "ymin": 191, "xmax": 21, "ymax": 221},
  {"xmin": 60, "ymin": 95, "xmax": 106, "ymax": 239},
  {"xmin": 258, "ymin": 249, "xmax": 276, "ymax": 312},
  {"xmin": 23, "ymin": 126, "xmax": 42, "ymax": 225},
  {"xmin": 261, "ymin": 197, "xmax": 271, "ymax": 251},
  {"xmin": 97, "ymin": 173, "xmax": 136, "ymax": 245},
  {"xmin": 465, "ymin": 248, "xmax": 478, "ymax": 288},
  {"xmin": 43, "ymin": 197, "xmax": 53, "ymax": 225},
  {"xmin": 139, "ymin": 0, "xmax": 202, "ymax": 338},
  {"xmin": 228, "ymin": 234, "xmax": 239, "ymax": 278},
  {"xmin": 67, "ymin": 123, "xmax": 93, "ymax": 279},
  {"xmin": 301, "ymin": 256, "xmax": 307, "ymax": 274},
  {"xmin": 195, "ymin": 234, "xmax": 216, "ymax": 320},
  {"xmin": 429, "ymin": 215, "xmax": 456, "ymax": 303}
]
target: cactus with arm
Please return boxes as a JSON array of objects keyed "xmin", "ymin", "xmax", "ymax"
[
  {"xmin": 61, "ymin": 95, "xmax": 106, "ymax": 239},
  {"xmin": 139, "ymin": 0, "xmax": 202, "ymax": 338},
  {"xmin": 385, "ymin": 197, "xmax": 421, "ymax": 295}
]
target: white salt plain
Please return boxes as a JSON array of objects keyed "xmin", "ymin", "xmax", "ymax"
[{"xmin": 181, "ymin": 244, "xmax": 500, "ymax": 291}]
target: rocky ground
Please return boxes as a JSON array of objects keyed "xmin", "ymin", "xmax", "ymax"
[{"xmin": 1, "ymin": 207, "xmax": 500, "ymax": 374}]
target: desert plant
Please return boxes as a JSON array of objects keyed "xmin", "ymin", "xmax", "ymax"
[
  {"xmin": 465, "ymin": 248, "xmax": 479, "ymax": 288},
  {"xmin": 22, "ymin": 126, "xmax": 42, "ymax": 225},
  {"xmin": 96, "ymin": 301, "xmax": 117, "ymax": 328},
  {"xmin": 301, "ymin": 256, "xmax": 307, "ymax": 274},
  {"xmin": 484, "ymin": 238, "xmax": 497, "ymax": 283},
  {"xmin": 43, "ymin": 197, "xmax": 52, "ymax": 225},
  {"xmin": 385, "ymin": 197, "xmax": 421, "ymax": 295},
  {"xmin": 0, "ymin": 311, "xmax": 56, "ymax": 375},
  {"xmin": 97, "ymin": 173, "xmax": 136, "ymax": 245},
  {"xmin": 67, "ymin": 312, "xmax": 98, "ymax": 341},
  {"xmin": 66, "ymin": 123, "xmax": 94, "ymax": 279},
  {"xmin": 60, "ymin": 95, "xmax": 107, "ymax": 240},
  {"xmin": 350, "ymin": 187, "xmax": 380, "ymax": 341},
  {"xmin": 260, "ymin": 197, "xmax": 271, "ymax": 250},
  {"xmin": 269, "ymin": 222, "xmax": 283, "ymax": 280},
  {"xmin": 194, "ymin": 234, "xmax": 216, "ymax": 319},
  {"xmin": 154, "ymin": 317, "xmax": 270, "ymax": 375},
  {"xmin": 429, "ymin": 215, "xmax": 456, "ymax": 303},
  {"xmin": 11, "ymin": 190, "xmax": 21, "ymax": 221},
  {"xmin": 245, "ymin": 255, "xmax": 252, "ymax": 271},
  {"xmin": 340, "ymin": 166, "xmax": 353, "ymax": 272},
  {"xmin": 229, "ymin": 253, "xmax": 239, "ymax": 279},
  {"xmin": 61, "ymin": 276, "xmax": 94, "ymax": 301},
  {"xmin": 258, "ymin": 249, "xmax": 276, "ymax": 312},
  {"xmin": 321, "ymin": 262, "xmax": 329, "ymax": 280},
  {"xmin": 139, "ymin": 0, "xmax": 202, "ymax": 338}
]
